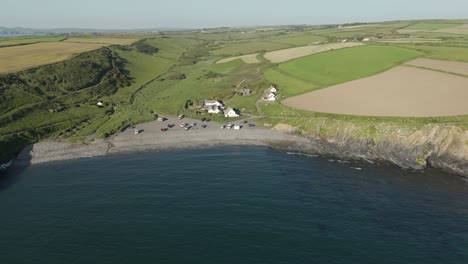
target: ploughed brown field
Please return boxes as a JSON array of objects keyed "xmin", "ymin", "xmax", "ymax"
[
  {"xmin": 405, "ymin": 58, "xmax": 468, "ymax": 76},
  {"xmin": 283, "ymin": 66, "xmax": 468, "ymax": 117},
  {"xmin": 0, "ymin": 42, "xmax": 105, "ymax": 73}
]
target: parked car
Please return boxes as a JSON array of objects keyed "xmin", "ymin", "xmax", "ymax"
[
  {"xmin": 201, "ymin": 118, "xmax": 207, "ymax": 122},
  {"xmin": 249, "ymin": 124, "xmax": 256, "ymax": 127},
  {"xmin": 161, "ymin": 128, "xmax": 168, "ymax": 132},
  {"xmin": 202, "ymin": 125, "xmax": 207, "ymax": 128},
  {"xmin": 178, "ymin": 114, "xmax": 185, "ymax": 120},
  {"xmin": 180, "ymin": 123, "xmax": 187, "ymax": 128},
  {"xmin": 134, "ymin": 129, "xmax": 139, "ymax": 134},
  {"xmin": 220, "ymin": 125, "xmax": 226, "ymax": 129}
]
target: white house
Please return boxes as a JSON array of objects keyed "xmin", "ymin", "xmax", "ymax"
[
  {"xmin": 204, "ymin": 100, "xmax": 223, "ymax": 108},
  {"xmin": 97, "ymin": 101, "xmax": 104, "ymax": 107},
  {"xmin": 266, "ymin": 93, "xmax": 277, "ymax": 102},
  {"xmin": 362, "ymin": 37, "xmax": 371, "ymax": 42},
  {"xmin": 224, "ymin": 107, "xmax": 240, "ymax": 118},
  {"xmin": 268, "ymin": 86, "xmax": 277, "ymax": 94},
  {"xmin": 208, "ymin": 105, "xmax": 221, "ymax": 114}
]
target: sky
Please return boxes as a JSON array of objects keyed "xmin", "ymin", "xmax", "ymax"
[{"xmin": 1, "ymin": 0, "xmax": 467, "ymax": 29}]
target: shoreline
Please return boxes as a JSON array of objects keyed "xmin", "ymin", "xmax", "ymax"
[
  {"xmin": 12, "ymin": 117, "xmax": 311, "ymax": 167},
  {"xmin": 9, "ymin": 117, "xmax": 468, "ymax": 178}
]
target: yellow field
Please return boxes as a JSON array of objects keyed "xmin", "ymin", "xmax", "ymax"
[
  {"xmin": 65, "ymin": 37, "xmax": 140, "ymax": 45},
  {"xmin": 434, "ymin": 24, "xmax": 468, "ymax": 35},
  {"xmin": 263, "ymin": 42, "xmax": 364, "ymax": 63},
  {"xmin": 0, "ymin": 42, "xmax": 106, "ymax": 73}
]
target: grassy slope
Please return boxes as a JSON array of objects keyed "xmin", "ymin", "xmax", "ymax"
[{"xmin": 266, "ymin": 45, "xmax": 422, "ymax": 98}]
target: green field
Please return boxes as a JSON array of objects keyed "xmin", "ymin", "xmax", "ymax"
[
  {"xmin": 266, "ymin": 45, "xmax": 422, "ymax": 98},
  {"xmin": 401, "ymin": 45, "xmax": 468, "ymax": 62},
  {"xmin": 0, "ymin": 36, "xmax": 66, "ymax": 47},
  {"xmin": 270, "ymin": 34, "xmax": 326, "ymax": 46},
  {"xmin": 404, "ymin": 23, "xmax": 460, "ymax": 30}
]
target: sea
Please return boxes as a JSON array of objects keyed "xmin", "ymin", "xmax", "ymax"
[{"xmin": 0, "ymin": 146, "xmax": 467, "ymax": 264}]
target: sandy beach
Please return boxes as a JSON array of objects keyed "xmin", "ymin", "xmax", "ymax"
[{"xmin": 14, "ymin": 117, "xmax": 310, "ymax": 167}]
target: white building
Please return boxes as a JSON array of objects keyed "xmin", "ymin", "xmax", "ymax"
[
  {"xmin": 204, "ymin": 100, "xmax": 223, "ymax": 108},
  {"xmin": 224, "ymin": 107, "xmax": 240, "ymax": 118},
  {"xmin": 268, "ymin": 86, "xmax": 277, "ymax": 94},
  {"xmin": 266, "ymin": 93, "xmax": 277, "ymax": 102},
  {"xmin": 208, "ymin": 105, "xmax": 221, "ymax": 114},
  {"xmin": 97, "ymin": 101, "xmax": 104, "ymax": 107}
]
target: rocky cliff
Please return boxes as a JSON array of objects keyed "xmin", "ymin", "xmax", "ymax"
[{"xmin": 273, "ymin": 123, "xmax": 468, "ymax": 177}]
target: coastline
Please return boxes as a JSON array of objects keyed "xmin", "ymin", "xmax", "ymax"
[
  {"xmin": 12, "ymin": 117, "xmax": 311, "ymax": 167},
  {"xmin": 10, "ymin": 117, "xmax": 468, "ymax": 178}
]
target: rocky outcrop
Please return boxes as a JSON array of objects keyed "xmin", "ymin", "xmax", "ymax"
[{"xmin": 272, "ymin": 124, "xmax": 468, "ymax": 177}]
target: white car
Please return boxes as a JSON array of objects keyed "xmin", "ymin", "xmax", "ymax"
[
  {"xmin": 134, "ymin": 129, "xmax": 139, "ymax": 134},
  {"xmin": 180, "ymin": 123, "xmax": 187, "ymax": 128},
  {"xmin": 178, "ymin": 114, "xmax": 185, "ymax": 120}
]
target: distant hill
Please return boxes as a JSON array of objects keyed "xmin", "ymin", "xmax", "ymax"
[{"xmin": 0, "ymin": 27, "xmax": 190, "ymax": 35}]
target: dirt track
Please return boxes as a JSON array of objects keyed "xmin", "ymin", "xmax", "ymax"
[{"xmin": 283, "ymin": 66, "xmax": 468, "ymax": 117}]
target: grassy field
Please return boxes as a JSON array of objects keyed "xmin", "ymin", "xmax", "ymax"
[
  {"xmin": 65, "ymin": 37, "xmax": 140, "ymax": 45},
  {"xmin": 401, "ymin": 45, "xmax": 468, "ymax": 62},
  {"xmin": 404, "ymin": 23, "xmax": 460, "ymax": 30},
  {"xmin": 212, "ymin": 41, "xmax": 291, "ymax": 55},
  {"xmin": 266, "ymin": 45, "xmax": 422, "ymax": 98},
  {"xmin": 270, "ymin": 34, "xmax": 326, "ymax": 46},
  {"xmin": 0, "ymin": 35, "xmax": 66, "ymax": 47}
]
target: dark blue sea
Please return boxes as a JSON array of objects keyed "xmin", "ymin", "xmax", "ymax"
[{"xmin": 1, "ymin": 146, "xmax": 467, "ymax": 263}]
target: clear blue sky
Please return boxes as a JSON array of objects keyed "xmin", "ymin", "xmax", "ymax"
[{"xmin": 1, "ymin": 0, "xmax": 467, "ymax": 29}]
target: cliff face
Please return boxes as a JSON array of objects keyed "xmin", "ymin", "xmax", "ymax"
[{"xmin": 273, "ymin": 124, "xmax": 468, "ymax": 177}]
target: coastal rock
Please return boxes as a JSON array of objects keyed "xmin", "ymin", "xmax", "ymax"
[
  {"xmin": 272, "ymin": 124, "xmax": 468, "ymax": 177},
  {"xmin": 273, "ymin": 124, "xmax": 297, "ymax": 134}
]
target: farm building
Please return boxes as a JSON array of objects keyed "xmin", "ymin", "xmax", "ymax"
[
  {"xmin": 224, "ymin": 107, "xmax": 240, "ymax": 117},
  {"xmin": 239, "ymin": 88, "xmax": 252, "ymax": 96},
  {"xmin": 266, "ymin": 93, "xmax": 277, "ymax": 102}
]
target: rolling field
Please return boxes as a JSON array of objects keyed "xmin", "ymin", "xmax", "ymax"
[
  {"xmin": 434, "ymin": 24, "xmax": 468, "ymax": 35},
  {"xmin": 212, "ymin": 41, "xmax": 291, "ymax": 55},
  {"xmin": 0, "ymin": 42, "xmax": 106, "ymax": 73},
  {"xmin": 263, "ymin": 42, "xmax": 364, "ymax": 63},
  {"xmin": 216, "ymin": 53, "xmax": 260, "ymax": 64},
  {"xmin": 270, "ymin": 34, "xmax": 326, "ymax": 46},
  {"xmin": 267, "ymin": 45, "xmax": 421, "ymax": 98},
  {"xmin": 405, "ymin": 58, "xmax": 468, "ymax": 76},
  {"xmin": 65, "ymin": 37, "xmax": 140, "ymax": 45},
  {"xmin": 404, "ymin": 23, "xmax": 461, "ymax": 30},
  {"xmin": 403, "ymin": 45, "xmax": 468, "ymax": 63},
  {"xmin": 283, "ymin": 67, "xmax": 468, "ymax": 117},
  {"xmin": 0, "ymin": 35, "xmax": 66, "ymax": 47}
]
